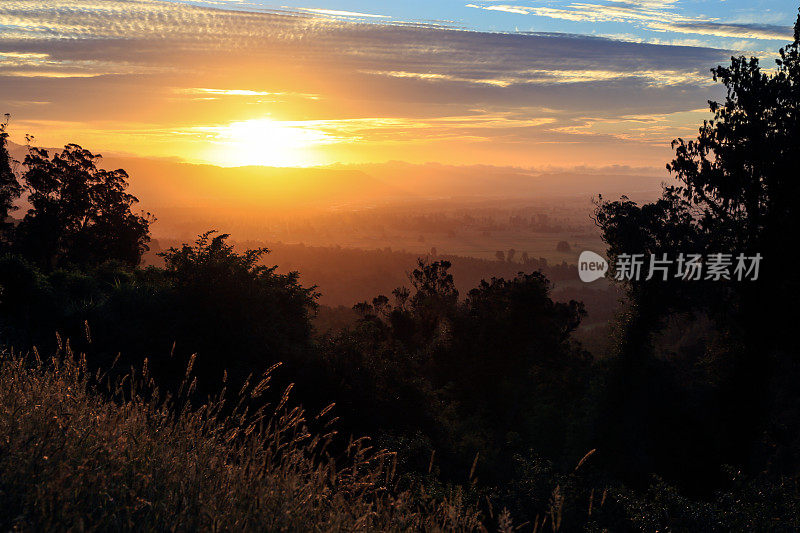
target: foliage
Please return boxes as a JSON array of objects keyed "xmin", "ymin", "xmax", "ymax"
[
  {"xmin": 0, "ymin": 347, "xmax": 487, "ymax": 531},
  {"xmin": 592, "ymin": 8, "xmax": 800, "ymax": 495},
  {"xmin": 321, "ymin": 260, "xmax": 591, "ymax": 523},
  {"xmin": 155, "ymin": 231, "xmax": 320, "ymax": 392},
  {"xmin": 0, "ymin": 115, "xmax": 22, "ymax": 242},
  {"xmin": 11, "ymin": 141, "xmax": 152, "ymax": 269},
  {"xmin": 0, "ymin": 232, "xmax": 319, "ymax": 402}
]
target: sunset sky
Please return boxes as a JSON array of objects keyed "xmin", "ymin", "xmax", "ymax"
[{"xmin": 1, "ymin": 0, "xmax": 796, "ymax": 170}]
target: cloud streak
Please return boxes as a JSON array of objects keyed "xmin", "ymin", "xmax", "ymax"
[
  {"xmin": 0, "ymin": 0, "xmax": 740, "ymax": 167},
  {"xmin": 294, "ymin": 7, "xmax": 389, "ymax": 19},
  {"xmin": 466, "ymin": 1, "xmax": 793, "ymax": 42},
  {"xmin": 650, "ymin": 21, "xmax": 793, "ymax": 41}
]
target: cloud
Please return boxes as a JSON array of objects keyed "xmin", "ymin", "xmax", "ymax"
[
  {"xmin": 649, "ymin": 21, "xmax": 793, "ymax": 41},
  {"xmin": 0, "ymin": 0, "xmax": 730, "ymax": 89},
  {"xmin": 359, "ymin": 70, "xmax": 515, "ymax": 87},
  {"xmin": 466, "ymin": 1, "xmax": 794, "ymax": 42},
  {"xmin": 178, "ymin": 88, "xmax": 321, "ymax": 99},
  {"xmin": 465, "ymin": 4, "xmax": 534, "ymax": 15},
  {"xmin": 0, "ymin": 49, "xmax": 162, "ymax": 78},
  {"xmin": 466, "ymin": 2, "xmax": 699, "ymax": 24},
  {"xmin": 0, "ymin": 0, "xmax": 737, "ymax": 167},
  {"xmin": 294, "ymin": 7, "xmax": 389, "ymax": 19},
  {"xmin": 362, "ymin": 67, "xmax": 712, "ymax": 88}
]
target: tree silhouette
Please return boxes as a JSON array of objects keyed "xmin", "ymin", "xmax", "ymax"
[
  {"xmin": 598, "ymin": 10, "xmax": 800, "ymax": 317},
  {"xmin": 594, "ymin": 9, "xmax": 800, "ymax": 487},
  {"xmin": 0, "ymin": 116, "xmax": 22, "ymax": 244},
  {"xmin": 13, "ymin": 142, "xmax": 152, "ymax": 269},
  {"xmin": 322, "ymin": 259, "xmax": 589, "ymax": 490},
  {"xmin": 152, "ymin": 231, "xmax": 319, "ymax": 392},
  {"xmin": 667, "ymin": 19, "xmax": 800, "ymax": 252}
]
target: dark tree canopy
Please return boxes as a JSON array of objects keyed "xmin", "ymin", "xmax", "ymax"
[
  {"xmin": 666, "ymin": 18, "xmax": 800, "ymax": 251},
  {"xmin": 599, "ymin": 11, "xmax": 800, "ymax": 285},
  {"xmin": 12, "ymin": 142, "xmax": 151, "ymax": 269},
  {"xmin": 154, "ymin": 231, "xmax": 319, "ymax": 388},
  {"xmin": 593, "ymin": 11, "xmax": 800, "ymax": 489},
  {"xmin": 0, "ymin": 116, "xmax": 22, "ymax": 242},
  {"xmin": 323, "ymin": 259, "xmax": 589, "ymax": 483}
]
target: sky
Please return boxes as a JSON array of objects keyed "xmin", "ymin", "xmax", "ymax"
[{"xmin": 0, "ymin": 0, "xmax": 797, "ymax": 170}]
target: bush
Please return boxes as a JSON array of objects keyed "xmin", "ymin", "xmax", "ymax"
[{"xmin": 0, "ymin": 232, "xmax": 322, "ymax": 404}]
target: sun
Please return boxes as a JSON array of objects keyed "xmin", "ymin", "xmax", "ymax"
[{"xmin": 200, "ymin": 118, "xmax": 334, "ymax": 167}]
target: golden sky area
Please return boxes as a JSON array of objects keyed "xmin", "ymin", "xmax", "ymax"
[{"xmin": 0, "ymin": 0, "xmax": 793, "ymax": 171}]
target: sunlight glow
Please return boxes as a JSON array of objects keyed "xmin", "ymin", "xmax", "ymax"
[{"xmin": 199, "ymin": 119, "xmax": 335, "ymax": 167}]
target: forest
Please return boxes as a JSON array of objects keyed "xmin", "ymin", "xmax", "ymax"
[{"xmin": 1, "ymin": 13, "xmax": 800, "ymax": 531}]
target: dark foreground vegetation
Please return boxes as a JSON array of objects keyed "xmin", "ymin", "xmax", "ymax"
[
  {"xmin": 0, "ymin": 349, "xmax": 486, "ymax": 531},
  {"xmin": 3, "ymin": 12, "xmax": 800, "ymax": 531}
]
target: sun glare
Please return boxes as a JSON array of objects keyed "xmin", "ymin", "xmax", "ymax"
[{"xmin": 201, "ymin": 119, "xmax": 334, "ymax": 167}]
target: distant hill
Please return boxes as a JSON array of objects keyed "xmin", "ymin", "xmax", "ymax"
[{"xmin": 6, "ymin": 141, "xmax": 663, "ymax": 212}]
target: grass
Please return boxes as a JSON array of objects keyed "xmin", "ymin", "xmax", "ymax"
[{"xmin": 0, "ymin": 342, "xmax": 486, "ymax": 531}]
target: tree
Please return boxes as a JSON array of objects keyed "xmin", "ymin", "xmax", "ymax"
[
  {"xmin": 0, "ymin": 115, "xmax": 22, "ymax": 244},
  {"xmin": 598, "ymin": 10, "xmax": 800, "ymax": 328},
  {"xmin": 596, "ymin": 9, "xmax": 800, "ymax": 358},
  {"xmin": 13, "ymin": 142, "xmax": 152, "ymax": 269},
  {"xmin": 666, "ymin": 22, "xmax": 800, "ymax": 254},
  {"xmin": 593, "ymin": 10, "xmax": 800, "ymax": 487},
  {"xmin": 321, "ymin": 259, "xmax": 590, "ymax": 495},
  {"xmin": 155, "ymin": 231, "xmax": 319, "ymax": 390}
]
